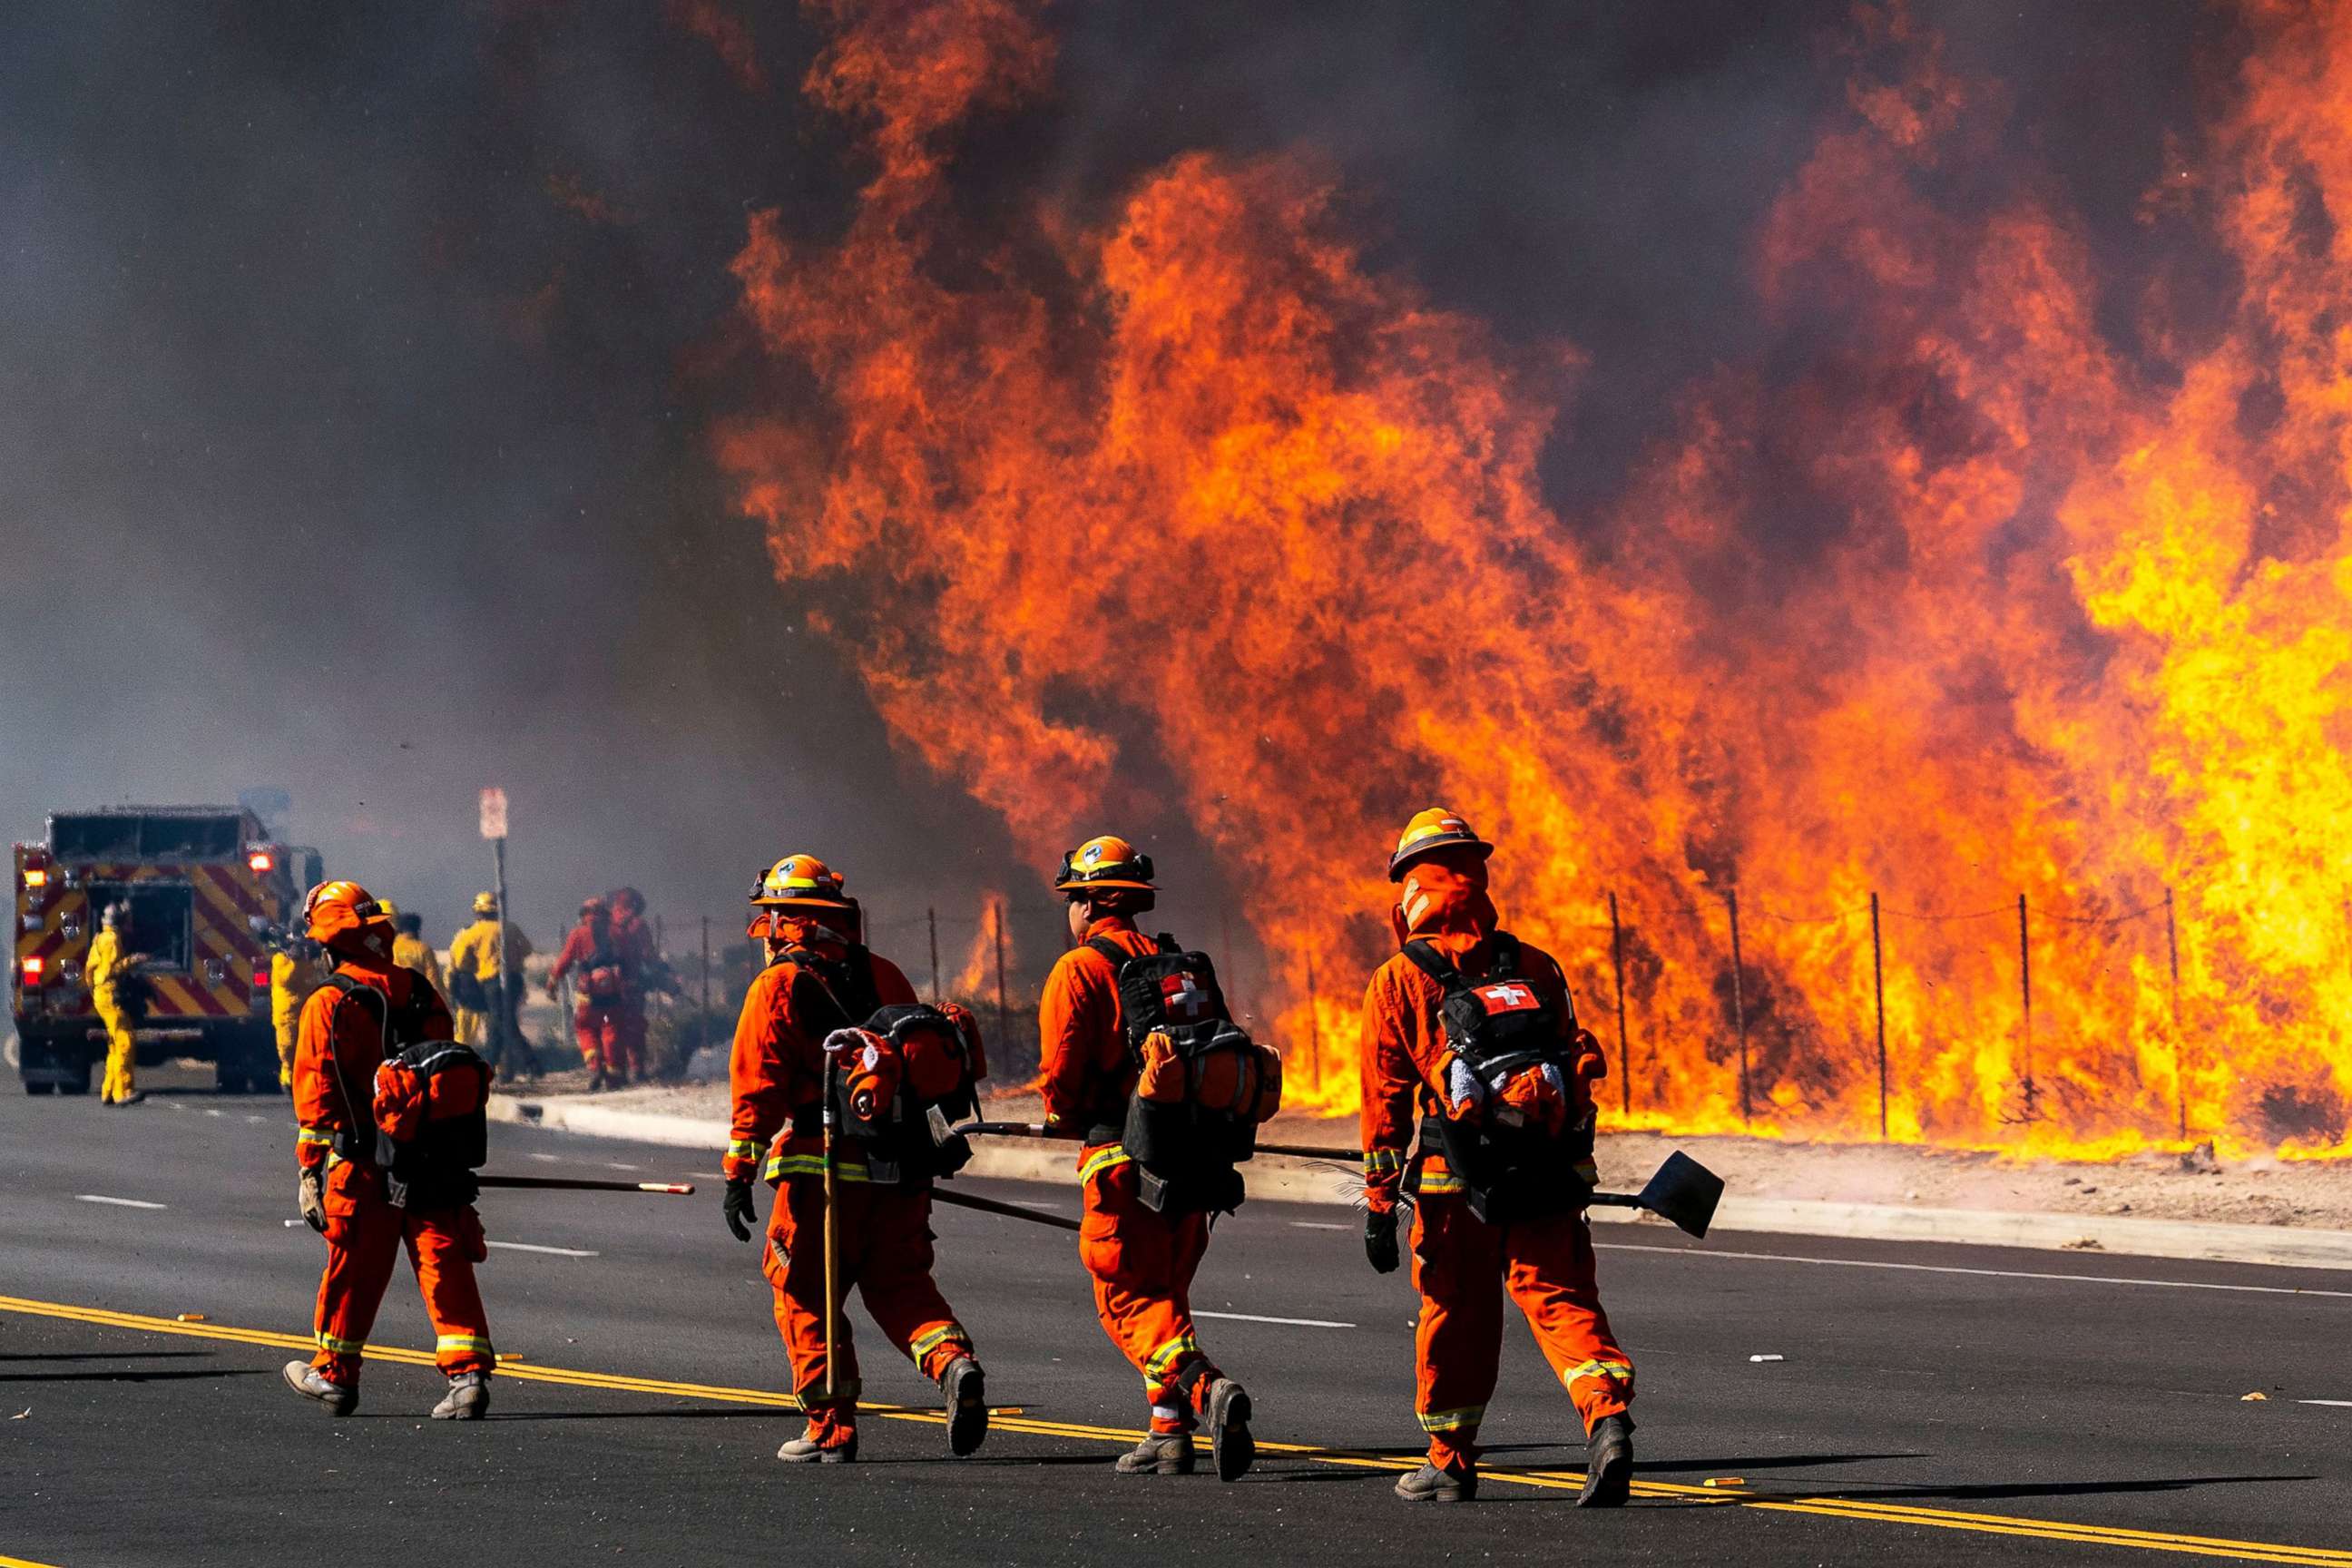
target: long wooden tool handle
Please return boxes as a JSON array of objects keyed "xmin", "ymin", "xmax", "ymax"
[
  {"xmin": 822, "ymin": 1075, "xmax": 840, "ymax": 1403},
  {"xmin": 930, "ymin": 1185, "xmax": 1082, "ymax": 1232},
  {"xmin": 475, "ymin": 1175, "xmax": 696, "ymax": 1194}
]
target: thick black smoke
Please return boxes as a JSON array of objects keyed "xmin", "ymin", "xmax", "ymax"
[{"xmin": 0, "ymin": 0, "xmax": 2215, "ymax": 967}]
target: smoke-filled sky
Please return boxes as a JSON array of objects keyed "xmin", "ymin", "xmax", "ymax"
[{"xmin": 0, "ymin": 0, "xmax": 2210, "ymax": 965}]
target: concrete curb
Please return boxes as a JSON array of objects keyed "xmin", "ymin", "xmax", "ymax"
[{"xmin": 488, "ymin": 1095, "xmax": 2352, "ymax": 1272}]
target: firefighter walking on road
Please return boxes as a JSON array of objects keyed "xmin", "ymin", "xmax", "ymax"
[
  {"xmin": 548, "ymin": 897, "xmax": 635, "ymax": 1090},
  {"xmin": 1359, "ymin": 809, "xmax": 1634, "ymax": 1505},
  {"xmin": 87, "ymin": 902, "xmax": 148, "ymax": 1106},
  {"xmin": 720, "ymin": 855, "xmax": 988, "ymax": 1464},
  {"xmin": 282, "ymin": 880, "xmax": 495, "ymax": 1420},
  {"xmin": 1038, "ymin": 836, "xmax": 1258, "ymax": 1481},
  {"xmin": 450, "ymin": 892, "xmax": 532, "ymax": 1077}
]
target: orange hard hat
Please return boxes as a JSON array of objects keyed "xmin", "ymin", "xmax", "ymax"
[
  {"xmin": 1053, "ymin": 835, "xmax": 1157, "ymax": 894},
  {"xmin": 1387, "ymin": 808, "xmax": 1494, "ymax": 881},
  {"xmin": 303, "ymin": 879, "xmax": 395, "ymax": 958}
]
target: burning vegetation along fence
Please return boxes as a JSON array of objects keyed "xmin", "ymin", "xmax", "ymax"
[{"xmin": 711, "ymin": 0, "xmax": 2352, "ymax": 1160}]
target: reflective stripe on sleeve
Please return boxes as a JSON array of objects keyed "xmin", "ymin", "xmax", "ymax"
[
  {"xmin": 726, "ymin": 1138, "xmax": 764, "ymax": 1162},
  {"xmin": 1363, "ymin": 1148, "xmax": 1403, "ymax": 1176},
  {"xmin": 297, "ymin": 1128, "xmax": 335, "ymax": 1147}
]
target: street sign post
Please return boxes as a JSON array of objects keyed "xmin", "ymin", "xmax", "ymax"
[{"xmin": 482, "ymin": 789, "xmax": 513, "ymax": 1070}]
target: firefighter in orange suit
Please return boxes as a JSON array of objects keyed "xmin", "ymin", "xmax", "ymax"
[
  {"xmin": 1038, "ymin": 836, "xmax": 1255, "ymax": 1481},
  {"xmin": 548, "ymin": 897, "xmax": 633, "ymax": 1089},
  {"xmin": 720, "ymin": 855, "xmax": 987, "ymax": 1465},
  {"xmin": 281, "ymin": 879, "xmax": 495, "ymax": 1420},
  {"xmin": 1359, "ymin": 809, "xmax": 1632, "ymax": 1505}
]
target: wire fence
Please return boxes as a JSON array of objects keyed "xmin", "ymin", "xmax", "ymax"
[{"xmin": 557, "ymin": 880, "xmax": 2208, "ymax": 1146}]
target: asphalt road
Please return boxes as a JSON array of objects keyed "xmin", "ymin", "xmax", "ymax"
[{"xmin": 4, "ymin": 1073, "xmax": 2348, "ymax": 1568}]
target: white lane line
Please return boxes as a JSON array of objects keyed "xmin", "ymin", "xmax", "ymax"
[
  {"xmin": 1193, "ymin": 1309, "xmax": 1354, "ymax": 1329},
  {"xmin": 1290, "ymin": 1221, "xmax": 1349, "ymax": 1231},
  {"xmin": 77, "ymin": 1195, "xmax": 167, "ymax": 1210},
  {"xmin": 1598, "ymin": 1243, "xmax": 2352, "ymax": 1298},
  {"xmin": 245, "ymin": 1115, "xmax": 268, "ymax": 1125},
  {"xmin": 526, "ymin": 1152, "xmax": 564, "ymax": 1163},
  {"xmin": 487, "ymin": 1240, "xmax": 600, "ymax": 1259},
  {"xmin": 605, "ymin": 1161, "xmax": 641, "ymax": 1172},
  {"xmin": 203, "ymin": 1108, "xmax": 223, "ymax": 1118},
  {"xmin": 2298, "ymin": 1399, "xmax": 2352, "ymax": 1407},
  {"xmin": 690, "ymin": 1172, "xmax": 729, "ymax": 1181}
]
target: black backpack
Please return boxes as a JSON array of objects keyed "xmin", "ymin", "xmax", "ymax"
[
  {"xmin": 319, "ymin": 971, "xmax": 489, "ymax": 1210},
  {"xmin": 1089, "ymin": 935, "xmax": 1261, "ymax": 1215},
  {"xmin": 447, "ymin": 965, "xmax": 488, "ymax": 1012},
  {"xmin": 1404, "ymin": 935, "xmax": 1593, "ymax": 1225},
  {"xmin": 831, "ymin": 1002, "xmax": 984, "ymax": 1184}
]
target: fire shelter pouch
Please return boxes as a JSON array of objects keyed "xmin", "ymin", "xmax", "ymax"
[{"xmin": 833, "ymin": 1003, "xmax": 985, "ymax": 1182}]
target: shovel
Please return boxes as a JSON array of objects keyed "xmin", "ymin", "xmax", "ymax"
[{"xmin": 1583, "ymin": 1150, "xmax": 1724, "ymax": 1239}]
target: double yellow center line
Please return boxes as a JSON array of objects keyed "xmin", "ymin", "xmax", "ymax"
[{"xmin": 3, "ymin": 1292, "xmax": 2344, "ymax": 1565}]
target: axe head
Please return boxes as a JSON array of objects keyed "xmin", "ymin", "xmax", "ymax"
[{"xmin": 1636, "ymin": 1151, "xmax": 1725, "ymax": 1239}]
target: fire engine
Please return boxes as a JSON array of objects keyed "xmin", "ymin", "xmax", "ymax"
[{"xmin": 11, "ymin": 807, "xmax": 319, "ymax": 1094}]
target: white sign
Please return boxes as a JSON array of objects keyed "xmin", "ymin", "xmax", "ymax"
[{"xmin": 479, "ymin": 788, "xmax": 508, "ymax": 841}]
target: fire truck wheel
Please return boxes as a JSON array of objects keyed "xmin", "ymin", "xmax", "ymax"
[{"xmin": 24, "ymin": 1082, "xmax": 55, "ymax": 1096}]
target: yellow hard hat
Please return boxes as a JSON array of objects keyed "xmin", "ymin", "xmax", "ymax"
[
  {"xmin": 1387, "ymin": 808, "xmax": 1494, "ymax": 882},
  {"xmin": 473, "ymin": 891, "xmax": 498, "ymax": 916},
  {"xmin": 750, "ymin": 854, "xmax": 854, "ymax": 909},
  {"xmin": 374, "ymin": 899, "xmax": 401, "ymax": 920},
  {"xmin": 1053, "ymin": 835, "xmax": 1157, "ymax": 894}
]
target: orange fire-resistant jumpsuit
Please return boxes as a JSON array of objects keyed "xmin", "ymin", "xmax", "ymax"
[
  {"xmin": 1359, "ymin": 871, "xmax": 1631, "ymax": 1477},
  {"xmin": 610, "ymin": 908, "xmax": 656, "ymax": 1078},
  {"xmin": 549, "ymin": 916, "xmax": 639, "ymax": 1081},
  {"xmin": 1040, "ymin": 916, "xmax": 1226, "ymax": 1436},
  {"xmin": 294, "ymin": 961, "xmax": 493, "ymax": 1388},
  {"xmin": 725, "ymin": 946, "xmax": 974, "ymax": 1449}
]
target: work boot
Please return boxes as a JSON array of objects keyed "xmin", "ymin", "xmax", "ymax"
[
  {"xmin": 1113, "ymin": 1432, "xmax": 1196, "ymax": 1475},
  {"xmin": 1394, "ymin": 1461, "xmax": 1476, "ymax": 1503},
  {"xmin": 777, "ymin": 1426, "xmax": 858, "ymax": 1464},
  {"xmin": 281, "ymin": 1360, "xmax": 357, "ymax": 1416},
  {"xmin": 1577, "ymin": 1413, "xmax": 1635, "ymax": 1508},
  {"xmin": 430, "ymin": 1371, "xmax": 491, "ymax": 1420},
  {"xmin": 940, "ymin": 1357, "xmax": 988, "ymax": 1457},
  {"xmin": 1206, "ymin": 1377, "xmax": 1255, "ymax": 1482}
]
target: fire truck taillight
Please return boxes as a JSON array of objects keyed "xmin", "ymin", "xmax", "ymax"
[
  {"xmin": 250, "ymin": 966, "xmax": 271, "ymax": 995},
  {"xmin": 22, "ymin": 867, "xmax": 46, "ymax": 888},
  {"xmin": 19, "ymin": 956, "xmax": 44, "ymax": 986},
  {"xmin": 247, "ymin": 847, "xmax": 276, "ymax": 874}
]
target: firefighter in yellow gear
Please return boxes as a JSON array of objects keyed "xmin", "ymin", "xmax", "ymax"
[
  {"xmin": 384, "ymin": 904, "xmax": 446, "ymax": 992},
  {"xmin": 87, "ymin": 903, "xmax": 146, "ymax": 1105},
  {"xmin": 450, "ymin": 892, "xmax": 533, "ymax": 1073},
  {"xmin": 270, "ymin": 941, "xmax": 328, "ymax": 1091}
]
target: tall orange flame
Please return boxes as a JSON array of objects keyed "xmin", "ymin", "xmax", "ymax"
[
  {"xmin": 719, "ymin": 0, "xmax": 2352, "ymax": 1157},
  {"xmin": 950, "ymin": 891, "xmax": 1014, "ymax": 1003}
]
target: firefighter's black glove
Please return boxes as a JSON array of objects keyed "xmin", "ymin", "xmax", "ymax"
[
  {"xmin": 297, "ymin": 1168, "xmax": 328, "ymax": 1235},
  {"xmin": 1365, "ymin": 1206, "xmax": 1401, "ymax": 1275},
  {"xmin": 723, "ymin": 1175, "xmax": 758, "ymax": 1243}
]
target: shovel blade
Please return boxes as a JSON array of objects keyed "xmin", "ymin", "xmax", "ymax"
[{"xmin": 1637, "ymin": 1151, "xmax": 1725, "ymax": 1239}]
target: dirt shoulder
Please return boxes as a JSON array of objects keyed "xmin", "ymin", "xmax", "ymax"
[{"xmin": 509, "ymin": 1072, "xmax": 2352, "ymax": 1230}]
